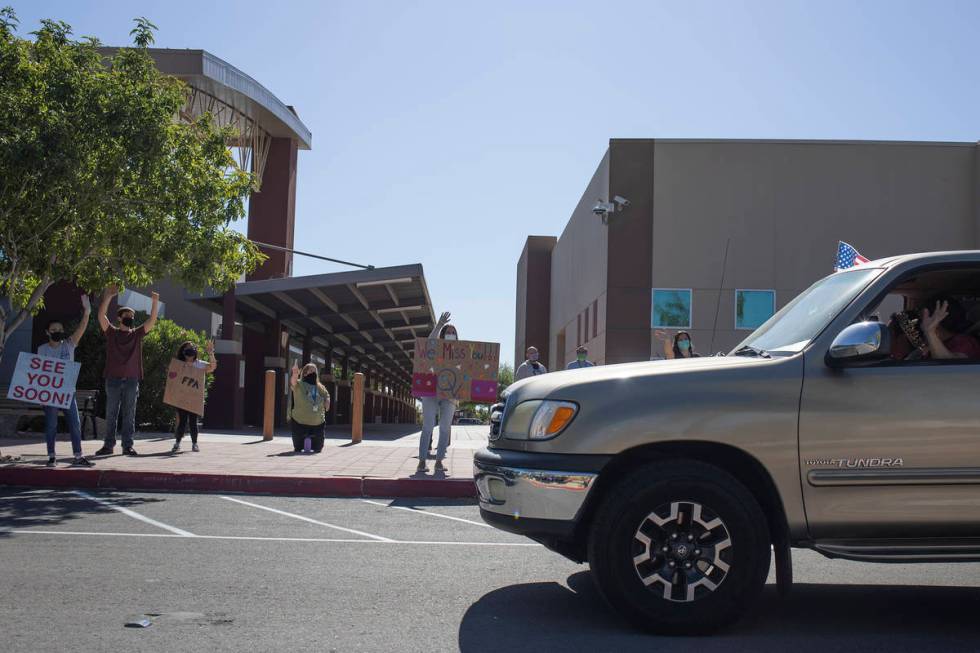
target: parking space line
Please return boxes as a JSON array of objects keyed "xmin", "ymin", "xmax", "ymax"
[
  {"xmin": 0, "ymin": 529, "xmax": 539, "ymax": 547},
  {"xmin": 362, "ymin": 500, "xmax": 492, "ymax": 528},
  {"xmin": 220, "ymin": 496, "xmax": 394, "ymax": 542},
  {"xmin": 73, "ymin": 490, "xmax": 196, "ymax": 537}
]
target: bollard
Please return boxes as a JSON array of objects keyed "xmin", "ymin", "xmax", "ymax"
[
  {"xmin": 262, "ymin": 369, "xmax": 275, "ymax": 441},
  {"xmin": 351, "ymin": 372, "xmax": 364, "ymax": 443}
]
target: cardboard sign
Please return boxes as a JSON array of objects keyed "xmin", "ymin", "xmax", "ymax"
[
  {"xmin": 6, "ymin": 352, "xmax": 81, "ymax": 409},
  {"xmin": 412, "ymin": 338, "xmax": 500, "ymax": 403},
  {"xmin": 163, "ymin": 359, "xmax": 206, "ymax": 416}
]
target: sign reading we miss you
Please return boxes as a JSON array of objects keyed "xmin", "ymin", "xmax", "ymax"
[
  {"xmin": 7, "ymin": 352, "xmax": 81, "ymax": 409},
  {"xmin": 412, "ymin": 338, "xmax": 500, "ymax": 403}
]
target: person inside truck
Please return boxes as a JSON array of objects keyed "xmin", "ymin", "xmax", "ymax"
[{"xmin": 918, "ymin": 295, "xmax": 980, "ymax": 360}]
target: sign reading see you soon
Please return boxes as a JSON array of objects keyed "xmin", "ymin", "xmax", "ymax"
[
  {"xmin": 412, "ymin": 338, "xmax": 500, "ymax": 403},
  {"xmin": 7, "ymin": 352, "xmax": 81, "ymax": 409}
]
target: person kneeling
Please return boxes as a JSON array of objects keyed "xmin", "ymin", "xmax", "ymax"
[{"xmin": 289, "ymin": 363, "xmax": 330, "ymax": 453}]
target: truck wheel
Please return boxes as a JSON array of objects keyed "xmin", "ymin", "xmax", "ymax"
[{"xmin": 588, "ymin": 459, "xmax": 770, "ymax": 634}]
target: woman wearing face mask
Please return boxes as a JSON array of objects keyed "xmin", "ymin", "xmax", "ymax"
[
  {"xmin": 418, "ymin": 311, "xmax": 457, "ymax": 474},
  {"xmin": 289, "ymin": 362, "xmax": 331, "ymax": 454},
  {"xmin": 655, "ymin": 329, "xmax": 700, "ymax": 359},
  {"xmin": 170, "ymin": 340, "xmax": 216, "ymax": 453},
  {"xmin": 37, "ymin": 295, "xmax": 93, "ymax": 467}
]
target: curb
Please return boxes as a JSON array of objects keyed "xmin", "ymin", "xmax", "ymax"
[{"xmin": 0, "ymin": 467, "xmax": 477, "ymax": 499}]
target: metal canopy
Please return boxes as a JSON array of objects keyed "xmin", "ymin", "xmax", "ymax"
[{"xmin": 188, "ymin": 265, "xmax": 435, "ymax": 384}]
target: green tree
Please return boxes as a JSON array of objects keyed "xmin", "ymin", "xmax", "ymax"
[
  {"xmin": 0, "ymin": 9, "xmax": 263, "ymax": 364},
  {"xmin": 497, "ymin": 362, "xmax": 514, "ymax": 398}
]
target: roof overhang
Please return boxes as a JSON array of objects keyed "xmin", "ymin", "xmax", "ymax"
[
  {"xmin": 188, "ymin": 265, "xmax": 435, "ymax": 385},
  {"xmin": 98, "ymin": 47, "xmax": 312, "ymax": 150}
]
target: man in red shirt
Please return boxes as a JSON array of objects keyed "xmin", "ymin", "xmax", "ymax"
[
  {"xmin": 920, "ymin": 296, "xmax": 980, "ymax": 360},
  {"xmin": 94, "ymin": 286, "xmax": 160, "ymax": 456}
]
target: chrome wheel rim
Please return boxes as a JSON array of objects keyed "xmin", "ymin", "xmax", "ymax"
[{"xmin": 632, "ymin": 500, "xmax": 733, "ymax": 603}]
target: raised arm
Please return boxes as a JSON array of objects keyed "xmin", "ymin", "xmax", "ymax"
[
  {"xmin": 142, "ymin": 291, "xmax": 160, "ymax": 333},
  {"xmin": 654, "ymin": 329, "xmax": 674, "ymax": 359},
  {"xmin": 204, "ymin": 340, "xmax": 218, "ymax": 373},
  {"xmin": 97, "ymin": 286, "xmax": 116, "ymax": 332},
  {"xmin": 922, "ymin": 301, "xmax": 966, "ymax": 360},
  {"xmin": 289, "ymin": 361, "xmax": 300, "ymax": 389},
  {"xmin": 71, "ymin": 294, "xmax": 91, "ymax": 346},
  {"xmin": 429, "ymin": 311, "xmax": 451, "ymax": 339}
]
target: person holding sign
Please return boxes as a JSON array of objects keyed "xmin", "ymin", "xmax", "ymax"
[
  {"xmin": 170, "ymin": 340, "xmax": 216, "ymax": 453},
  {"xmin": 417, "ymin": 311, "xmax": 457, "ymax": 475},
  {"xmin": 289, "ymin": 362, "xmax": 330, "ymax": 453},
  {"xmin": 37, "ymin": 295, "xmax": 93, "ymax": 467},
  {"xmin": 94, "ymin": 286, "xmax": 160, "ymax": 457}
]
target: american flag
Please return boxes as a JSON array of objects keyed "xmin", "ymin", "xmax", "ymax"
[{"xmin": 835, "ymin": 241, "xmax": 869, "ymax": 271}]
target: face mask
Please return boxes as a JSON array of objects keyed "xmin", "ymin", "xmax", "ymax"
[
  {"xmin": 678, "ymin": 340, "xmax": 691, "ymax": 351},
  {"xmin": 529, "ymin": 353, "xmax": 539, "ymax": 362},
  {"xmin": 121, "ymin": 317, "xmax": 135, "ymax": 328},
  {"xmin": 49, "ymin": 331, "xmax": 67, "ymax": 342},
  {"xmin": 577, "ymin": 354, "xmax": 586, "ymax": 362},
  {"xmin": 444, "ymin": 333, "xmax": 457, "ymax": 341},
  {"xmin": 182, "ymin": 349, "xmax": 197, "ymax": 360},
  {"xmin": 303, "ymin": 373, "xmax": 317, "ymax": 385}
]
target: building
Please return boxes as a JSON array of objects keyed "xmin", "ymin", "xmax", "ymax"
[
  {"xmin": 2, "ymin": 48, "xmax": 434, "ymax": 428},
  {"xmin": 516, "ymin": 138, "xmax": 980, "ymax": 368}
]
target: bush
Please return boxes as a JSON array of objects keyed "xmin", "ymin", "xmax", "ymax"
[{"xmin": 74, "ymin": 312, "xmax": 213, "ymax": 431}]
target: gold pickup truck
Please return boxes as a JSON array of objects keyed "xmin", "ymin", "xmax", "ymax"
[{"xmin": 476, "ymin": 251, "xmax": 980, "ymax": 634}]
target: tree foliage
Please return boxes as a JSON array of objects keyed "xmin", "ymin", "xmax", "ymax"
[{"xmin": 0, "ymin": 9, "xmax": 263, "ymax": 362}]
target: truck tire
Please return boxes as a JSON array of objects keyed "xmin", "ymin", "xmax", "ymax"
[{"xmin": 587, "ymin": 459, "xmax": 770, "ymax": 634}]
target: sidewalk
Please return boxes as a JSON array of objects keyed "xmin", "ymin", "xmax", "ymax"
[{"xmin": 0, "ymin": 424, "xmax": 484, "ymax": 498}]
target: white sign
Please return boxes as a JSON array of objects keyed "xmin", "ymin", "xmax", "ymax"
[{"xmin": 6, "ymin": 352, "xmax": 81, "ymax": 409}]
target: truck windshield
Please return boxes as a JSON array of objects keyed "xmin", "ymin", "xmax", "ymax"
[{"xmin": 733, "ymin": 268, "xmax": 882, "ymax": 355}]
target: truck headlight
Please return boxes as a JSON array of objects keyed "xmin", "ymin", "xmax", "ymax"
[{"xmin": 503, "ymin": 400, "xmax": 578, "ymax": 440}]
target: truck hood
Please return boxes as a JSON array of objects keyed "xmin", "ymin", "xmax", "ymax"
[{"xmin": 505, "ymin": 356, "xmax": 775, "ymax": 403}]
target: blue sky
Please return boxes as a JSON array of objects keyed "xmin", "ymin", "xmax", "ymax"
[{"xmin": 13, "ymin": 0, "xmax": 980, "ymax": 364}]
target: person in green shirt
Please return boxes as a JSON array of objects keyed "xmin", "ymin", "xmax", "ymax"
[{"xmin": 289, "ymin": 362, "xmax": 331, "ymax": 453}]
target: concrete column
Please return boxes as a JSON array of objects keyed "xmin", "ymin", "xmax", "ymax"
[
  {"xmin": 206, "ymin": 290, "xmax": 243, "ymax": 429},
  {"xmin": 247, "ymin": 137, "xmax": 298, "ymax": 281},
  {"xmin": 302, "ymin": 332, "xmax": 313, "ymax": 364}
]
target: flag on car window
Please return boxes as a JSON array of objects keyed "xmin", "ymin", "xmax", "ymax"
[{"xmin": 834, "ymin": 241, "xmax": 869, "ymax": 271}]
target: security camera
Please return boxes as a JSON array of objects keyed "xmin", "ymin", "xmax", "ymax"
[
  {"xmin": 592, "ymin": 200, "xmax": 615, "ymax": 216},
  {"xmin": 613, "ymin": 195, "xmax": 630, "ymax": 208}
]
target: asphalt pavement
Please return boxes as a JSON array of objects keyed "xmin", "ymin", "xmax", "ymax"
[{"xmin": 2, "ymin": 487, "xmax": 980, "ymax": 652}]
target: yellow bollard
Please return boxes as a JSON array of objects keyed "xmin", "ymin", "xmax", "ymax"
[
  {"xmin": 351, "ymin": 372, "xmax": 364, "ymax": 443},
  {"xmin": 262, "ymin": 369, "xmax": 275, "ymax": 441}
]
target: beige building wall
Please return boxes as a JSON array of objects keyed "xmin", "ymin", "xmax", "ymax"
[
  {"xmin": 549, "ymin": 151, "xmax": 610, "ymax": 368},
  {"xmin": 650, "ymin": 139, "xmax": 979, "ymax": 354}
]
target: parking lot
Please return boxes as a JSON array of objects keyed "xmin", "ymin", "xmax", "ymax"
[{"xmin": 3, "ymin": 487, "xmax": 980, "ymax": 652}]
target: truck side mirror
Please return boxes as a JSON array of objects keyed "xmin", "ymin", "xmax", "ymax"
[{"xmin": 827, "ymin": 322, "xmax": 891, "ymax": 367}]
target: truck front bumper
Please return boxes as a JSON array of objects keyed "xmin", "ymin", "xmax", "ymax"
[{"xmin": 473, "ymin": 447, "xmax": 610, "ymax": 539}]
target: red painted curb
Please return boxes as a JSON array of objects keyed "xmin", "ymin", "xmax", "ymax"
[{"xmin": 0, "ymin": 466, "xmax": 476, "ymax": 499}]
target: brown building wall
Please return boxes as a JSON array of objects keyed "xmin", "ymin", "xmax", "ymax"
[
  {"xmin": 523, "ymin": 138, "xmax": 980, "ymax": 368},
  {"xmin": 548, "ymin": 150, "xmax": 610, "ymax": 368},
  {"xmin": 515, "ymin": 236, "xmax": 557, "ymax": 366},
  {"xmin": 651, "ymin": 139, "xmax": 978, "ymax": 354}
]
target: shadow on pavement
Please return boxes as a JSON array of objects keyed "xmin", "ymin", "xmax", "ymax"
[
  {"xmin": 0, "ymin": 488, "xmax": 165, "ymax": 537},
  {"xmin": 458, "ymin": 572, "xmax": 980, "ymax": 652}
]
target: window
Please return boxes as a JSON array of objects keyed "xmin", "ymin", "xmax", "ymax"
[
  {"xmin": 584, "ymin": 306, "xmax": 590, "ymax": 342},
  {"xmin": 736, "ymin": 290, "xmax": 776, "ymax": 330},
  {"xmin": 651, "ymin": 289, "xmax": 692, "ymax": 328},
  {"xmin": 576, "ymin": 313, "xmax": 582, "ymax": 346},
  {"xmin": 592, "ymin": 299, "xmax": 598, "ymax": 338}
]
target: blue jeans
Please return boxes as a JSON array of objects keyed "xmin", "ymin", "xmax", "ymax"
[
  {"xmin": 103, "ymin": 378, "xmax": 139, "ymax": 450},
  {"xmin": 43, "ymin": 397, "xmax": 82, "ymax": 458}
]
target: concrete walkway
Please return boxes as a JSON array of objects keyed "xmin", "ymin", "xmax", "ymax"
[{"xmin": 0, "ymin": 424, "xmax": 486, "ymax": 498}]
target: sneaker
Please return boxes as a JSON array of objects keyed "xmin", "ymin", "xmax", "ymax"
[
  {"xmin": 122, "ymin": 447, "xmax": 138, "ymax": 457},
  {"xmin": 434, "ymin": 460, "xmax": 448, "ymax": 473},
  {"xmin": 71, "ymin": 457, "xmax": 95, "ymax": 468},
  {"xmin": 46, "ymin": 457, "xmax": 56, "ymax": 467},
  {"xmin": 94, "ymin": 446, "xmax": 113, "ymax": 456},
  {"xmin": 192, "ymin": 444, "xmax": 200, "ymax": 452},
  {"xmin": 416, "ymin": 461, "xmax": 428, "ymax": 473}
]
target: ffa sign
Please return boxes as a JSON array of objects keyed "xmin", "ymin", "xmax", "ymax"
[
  {"xmin": 163, "ymin": 359, "xmax": 206, "ymax": 416},
  {"xmin": 412, "ymin": 338, "xmax": 500, "ymax": 403},
  {"xmin": 7, "ymin": 352, "xmax": 81, "ymax": 409}
]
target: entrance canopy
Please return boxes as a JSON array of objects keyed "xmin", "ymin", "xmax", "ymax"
[{"xmin": 189, "ymin": 265, "xmax": 435, "ymax": 384}]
